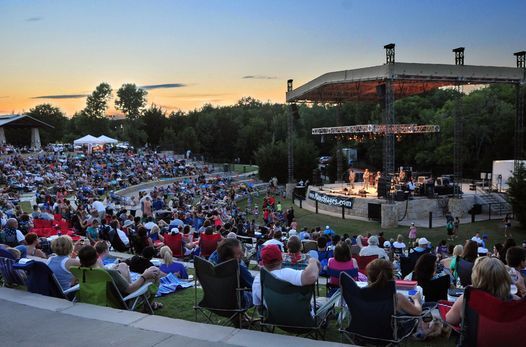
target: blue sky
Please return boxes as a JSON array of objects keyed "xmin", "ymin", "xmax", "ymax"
[{"xmin": 0, "ymin": 0, "xmax": 525, "ymax": 114}]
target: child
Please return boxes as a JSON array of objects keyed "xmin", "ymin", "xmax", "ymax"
[{"xmin": 408, "ymin": 223, "xmax": 417, "ymax": 243}]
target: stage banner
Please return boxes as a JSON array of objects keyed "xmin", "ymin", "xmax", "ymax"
[{"xmin": 308, "ymin": 191, "xmax": 354, "ymax": 209}]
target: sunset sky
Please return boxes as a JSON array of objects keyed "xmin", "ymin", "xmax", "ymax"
[{"xmin": 1, "ymin": 0, "xmax": 525, "ymax": 116}]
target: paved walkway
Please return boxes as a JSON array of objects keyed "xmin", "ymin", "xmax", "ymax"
[{"xmin": 0, "ymin": 288, "xmax": 348, "ymax": 347}]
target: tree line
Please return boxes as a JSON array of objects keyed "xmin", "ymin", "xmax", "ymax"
[{"xmin": 8, "ymin": 83, "xmax": 521, "ymax": 183}]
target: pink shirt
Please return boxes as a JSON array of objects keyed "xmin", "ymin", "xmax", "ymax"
[{"xmin": 328, "ymin": 258, "xmax": 356, "ymax": 285}]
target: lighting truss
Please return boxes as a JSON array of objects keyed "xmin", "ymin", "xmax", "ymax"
[{"xmin": 312, "ymin": 124, "xmax": 440, "ymax": 135}]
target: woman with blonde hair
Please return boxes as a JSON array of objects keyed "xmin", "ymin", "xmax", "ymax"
[
  {"xmin": 159, "ymin": 246, "xmax": 188, "ymax": 279},
  {"xmin": 441, "ymin": 244, "xmax": 463, "ymax": 278},
  {"xmin": 47, "ymin": 236, "xmax": 81, "ymax": 290},
  {"xmin": 446, "ymin": 257, "xmax": 519, "ymax": 326}
]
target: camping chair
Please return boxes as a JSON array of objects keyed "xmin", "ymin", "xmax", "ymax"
[
  {"xmin": 69, "ymin": 267, "xmax": 154, "ymax": 314},
  {"xmin": 459, "ymin": 286, "xmax": 526, "ymax": 347},
  {"xmin": 354, "ymin": 255, "xmax": 378, "ymax": 274},
  {"xmin": 259, "ymin": 268, "xmax": 332, "ymax": 339},
  {"xmin": 325, "ymin": 267, "xmax": 358, "ymax": 298},
  {"xmin": 419, "ymin": 275, "xmax": 450, "ymax": 302},
  {"xmin": 13, "ymin": 260, "xmax": 79, "ymax": 299},
  {"xmin": 400, "ymin": 256, "xmax": 415, "ymax": 279},
  {"xmin": 193, "ymin": 256, "xmax": 253, "ymax": 328},
  {"xmin": 0, "ymin": 256, "xmax": 26, "ymax": 287},
  {"xmin": 339, "ymin": 272, "xmax": 419, "ymax": 345}
]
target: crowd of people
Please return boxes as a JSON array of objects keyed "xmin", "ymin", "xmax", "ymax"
[{"xmin": 0, "ymin": 149, "xmax": 525, "ymax": 343}]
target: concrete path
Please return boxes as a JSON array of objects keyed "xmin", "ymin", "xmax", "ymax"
[{"xmin": 0, "ymin": 288, "xmax": 348, "ymax": 347}]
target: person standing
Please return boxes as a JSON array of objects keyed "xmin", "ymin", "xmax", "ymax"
[
  {"xmin": 375, "ymin": 171, "xmax": 381, "ymax": 190},
  {"xmin": 453, "ymin": 217, "xmax": 460, "ymax": 239},
  {"xmin": 408, "ymin": 222, "xmax": 417, "ymax": 244},
  {"xmin": 348, "ymin": 168, "xmax": 356, "ymax": 190},
  {"xmin": 503, "ymin": 214, "xmax": 512, "ymax": 238},
  {"xmin": 363, "ymin": 169, "xmax": 370, "ymax": 191}
]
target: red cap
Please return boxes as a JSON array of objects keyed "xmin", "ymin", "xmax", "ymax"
[{"xmin": 261, "ymin": 244, "xmax": 282, "ymax": 266}]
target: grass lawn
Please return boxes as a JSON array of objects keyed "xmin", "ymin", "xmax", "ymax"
[
  {"xmin": 231, "ymin": 164, "xmax": 258, "ymax": 174},
  {"xmin": 238, "ymin": 194, "xmax": 526, "ymax": 250}
]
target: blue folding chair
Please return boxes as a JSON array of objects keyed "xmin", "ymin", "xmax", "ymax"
[
  {"xmin": 0, "ymin": 257, "xmax": 26, "ymax": 287},
  {"xmin": 13, "ymin": 260, "xmax": 79, "ymax": 299},
  {"xmin": 325, "ymin": 267, "xmax": 358, "ymax": 297},
  {"xmin": 0, "ymin": 248, "xmax": 16, "ymax": 260}
]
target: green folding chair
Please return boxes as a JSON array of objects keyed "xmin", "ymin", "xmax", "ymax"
[
  {"xmin": 70, "ymin": 267, "xmax": 154, "ymax": 314},
  {"xmin": 259, "ymin": 268, "xmax": 331, "ymax": 340}
]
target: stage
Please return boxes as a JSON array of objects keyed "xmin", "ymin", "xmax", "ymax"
[{"xmin": 301, "ymin": 183, "xmax": 485, "ymax": 228}]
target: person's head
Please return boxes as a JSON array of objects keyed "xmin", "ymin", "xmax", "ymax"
[
  {"xmin": 287, "ymin": 235, "xmax": 302, "ymax": 254},
  {"xmin": 417, "ymin": 237, "xmax": 429, "ymax": 248},
  {"xmin": 261, "ymin": 244, "xmax": 283, "ymax": 270},
  {"xmin": 462, "ymin": 240, "xmax": 479, "ymax": 262},
  {"xmin": 366, "ymin": 259, "xmax": 394, "ymax": 289},
  {"xmin": 142, "ymin": 246, "xmax": 155, "ymax": 260},
  {"xmin": 506, "ymin": 246, "xmax": 526, "ymax": 269},
  {"xmin": 334, "ymin": 241, "xmax": 351, "ymax": 262},
  {"xmin": 317, "ymin": 236, "xmax": 328, "ymax": 249},
  {"xmin": 452, "ymin": 244, "xmax": 464, "ymax": 257},
  {"xmin": 6, "ymin": 218, "xmax": 18, "ymax": 229},
  {"xmin": 94, "ymin": 241, "xmax": 109, "ymax": 257},
  {"xmin": 137, "ymin": 226, "xmax": 148, "ymax": 238},
  {"xmin": 51, "ymin": 236, "xmax": 73, "ymax": 256},
  {"xmin": 471, "ymin": 256, "xmax": 512, "ymax": 301},
  {"xmin": 159, "ymin": 246, "xmax": 173, "ymax": 265},
  {"xmin": 150, "ymin": 225, "xmax": 160, "ymax": 234},
  {"xmin": 217, "ymin": 238, "xmax": 242, "ymax": 262},
  {"xmin": 413, "ymin": 253, "xmax": 437, "ymax": 282},
  {"xmin": 24, "ymin": 232, "xmax": 39, "ymax": 246},
  {"xmin": 368, "ymin": 236, "xmax": 379, "ymax": 246},
  {"xmin": 78, "ymin": 245, "xmax": 98, "ymax": 267},
  {"xmin": 439, "ymin": 240, "xmax": 447, "ymax": 246},
  {"xmin": 205, "ymin": 226, "xmax": 214, "ymax": 235},
  {"xmin": 273, "ymin": 230, "xmax": 282, "ymax": 240},
  {"xmin": 396, "ymin": 234, "xmax": 404, "ymax": 243},
  {"xmin": 92, "ymin": 219, "xmax": 100, "ymax": 227}
]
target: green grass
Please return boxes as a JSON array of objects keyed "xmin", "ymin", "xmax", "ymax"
[
  {"xmin": 238, "ymin": 194, "xmax": 526, "ymax": 249},
  {"xmin": 19, "ymin": 201, "xmax": 33, "ymax": 214},
  {"xmin": 231, "ymin": 164, "xmax": 258, "ymax": 174}
]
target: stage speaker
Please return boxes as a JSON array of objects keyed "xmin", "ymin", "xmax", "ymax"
[
  {"xmin": 368, "ymin": 203, "xmax": 381, "ymax": 221},
  {"xmin": 395, "ymin": 190, "xmax": 405, "ymax": 201},
  {"xmin": 377, "ymin": 176, "xmax": 390, "ymax": 198},
  {"xmin": 312, "ymin": 168, "xmax": 323, "ymax": 186}
]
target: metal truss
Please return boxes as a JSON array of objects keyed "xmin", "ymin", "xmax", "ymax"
[{"xmin": 311, "ymin": 124, "xmax": 440, "ymax": 135}]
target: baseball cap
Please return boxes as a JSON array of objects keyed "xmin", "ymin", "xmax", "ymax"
[
  {"xmin": 261, "ymin": 245, "xmax": 282, "ymax": 266},
  {"xmin": 383, "ymin": 241, "xmax": 391, "ymax": 248},
  {"xmin": 418, "ymin": 237, "xmax": 429, "ymax": 246},
  {"xmin": 325, "ymin": 225, "xmax": 330, "ymax": 229},
  {"xmin": 170, "ymin": 228, "xmax": 180, "ymax": 234}
]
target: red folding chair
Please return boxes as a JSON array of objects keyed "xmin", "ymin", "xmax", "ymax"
[
  {"xmin": 459, "ymin": 286, "xmax": 526, "ymax": 347},
  {"xmin": 354, "ymin": 255, "xmax": 378, "ymax": 274},
  {"xmin": 438, "ymin": 300, "xmax": 460, "ymax": 333}
]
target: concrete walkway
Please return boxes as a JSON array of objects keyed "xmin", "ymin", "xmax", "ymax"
[{"xmin": 0, "ymin": 288, "xmax": 348, "ymax": 347}]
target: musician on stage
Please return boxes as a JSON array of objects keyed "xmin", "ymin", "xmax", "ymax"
[
  {"xmin": 348, "ymin": 168, "xmax": 356, "ymax": 190},
  {"xmin": 375, "ymin": 171, "xmax": 381, "ymax": 190},
  {"xmin": 363, "ymin": 169, "xmax": 370, "ymax": 191}
]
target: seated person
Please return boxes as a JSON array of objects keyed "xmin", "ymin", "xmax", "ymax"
[
  {"xmin": 392, "ymin": 234, "xmax": 407, "ymax": 255},
  {"xmin": 282, "ymin": 235, "xmax": 309, "ymax": 269},
  {"xmin": 506, "ymin": 246, "xmax": 526, "ymax": 298},
  {"xmin": 210, "ymin": 238, "xmax": 254, "ymax": 308},
  {"xmin": 328, "ymin": 241, "xmax": 359, "ymax": 286},
  {"xmin": 198, "ymin": 226, "xmax": 223, "ymax": 258},
  {"xmin": 77, "ymin": 245, "xmax": 163, "ymax": 309},
  {"xmin": 86, "ymin": 219, "xmax": 100, "ymax": 244},
  {"xmin": 405, "ymin": 253, "xmax": 443, "ymax": 281},
  {"xmin": 24, "ymin": 232, "xmax": 47, "ymax": 259},
  {"xmin": 159, "ymin": 246, "xmax": 188, "ymax": 279},
  {"xmin": 133, "ymin": 226, "xmax": 153, "ymax": 255},
  {"xmin": 47, "ymin": 236, "xmax": 81, "ymax": 290},
  {"xmin": 359, "ymin": 235, "xmax": 389, "ymax": 260},
  {"xmin": 316, "ymin": 236, "xmax": 333, "ymax": 273},
  {"xmin": 0, "ymin": 218, "xmax": 25, "ymax": 247},
  {"xmin": 446, "ymin": 256, "xmax": 520, "ymax": 326},
  {"xmin": 408, "ymin": 238, "xmax": 431, "ymax": 262},
  {"xmin": 94, "ymin": 240, "xmax": 111, "ymax": 266},
  {"xmin": 126, "ymin": 246, "xmax": 157, "ymax": 274},
  {"xmin": 366, "ymin": 259, "xmax": 422, "ymax": 316},
  {"xmin": 252, "ymin": 244, "xmax": 321, "ymax": 307}
]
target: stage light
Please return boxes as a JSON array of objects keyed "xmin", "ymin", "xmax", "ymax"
[
  {"xmin": 384, "ymin": 43, "xmax": 395, "ymax": 64},
  {"xmin": 514, "ymin": 51, "xmax": 526, "ymax": 68},
  {"xmin": 453, "ymin": 47, "xmax": 465, "ymax": 66}
]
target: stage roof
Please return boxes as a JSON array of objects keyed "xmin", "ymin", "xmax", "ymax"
[
  {"xmin": 0, "ymin": 114, "xmax": 54, "ymax": 128},
  {"xmin": 286, "ymin": 62, "xmax": 526, "ymax": 103}
]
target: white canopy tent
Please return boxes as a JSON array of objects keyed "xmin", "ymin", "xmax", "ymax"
[
  {"xmin": 96, "ymin": 135, "xmax": 119, "ymax": 144},
  {"xmin": 73, "ymin": 134, "xmax": 101, "ymax": 145}
]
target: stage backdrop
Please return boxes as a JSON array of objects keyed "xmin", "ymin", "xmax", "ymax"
[{"xmin": 308, "ymin": 190, "xmax": 354, "ymax": 209}]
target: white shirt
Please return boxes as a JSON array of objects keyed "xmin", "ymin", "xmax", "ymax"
[
  {"xmin": 116, "ymin": 228, "xmax": 129, "ymax": 246},
  {"xmin": 359, "ymin": 245, "xmax": 389, "ymax": 260},
  {"xmin": 471, "ymin": 236, "xmax": 483, "ymax": 245},
  {"xmin": 252, "ymin": 267, "xmax": 303, "ymax": 306},
  {"xmin": 16, "ymin": 229, "xmax": 25, "ymax": 243},
  {"xmin": 262, "ymin": 239, "xmax": 284, "ymax": 251},
  {"xmin": 92, "ymin": 201, "xmax": 105, "ymax": 213}
]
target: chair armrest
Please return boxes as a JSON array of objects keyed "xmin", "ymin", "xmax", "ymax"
[
  {"xmin": 63, "ymin": 284, "xmax": 80, "ymax": 295},
  {"xmin": 123, "ymin": 282, "xmax": 153, "ymax": 301}
]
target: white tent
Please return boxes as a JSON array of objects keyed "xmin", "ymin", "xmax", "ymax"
[
  {"xmin": 96, "ymin": 135, "xmax": 119, "ymax": 144},
  {"xmin": 73, "ymin": 134, "xmax": 101, "ymax": 145}
]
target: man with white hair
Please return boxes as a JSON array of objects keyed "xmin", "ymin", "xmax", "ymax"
[{"xmin": 359, "ymin": 235, "xmax": 389, "ymax": 260}]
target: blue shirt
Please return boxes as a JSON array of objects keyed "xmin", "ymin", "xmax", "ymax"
[{"xmin": 209, "ymin": 252, "xmax": 254, "ymax": 288}]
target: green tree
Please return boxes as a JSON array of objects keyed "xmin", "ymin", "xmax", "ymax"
[
  {"xmin": 255, "ymin": 141, "xmax": 288, "ymax": 182},
  {"xmin": 84, "ymin": 82, "xmax": 113, "ymax": 119},
  {"xmin": 122, "ymin": 118, "xmax": 147, "ymax": 148},
  {"xmin": 27, "ymin": 104, "xmax": 68, "ymax": 144},
  {"xmin": 115, "ymin": 83, "xmax": 148, "ymax": 120},
  {"xmin": 507, "ymin": 163, "xmax": 526, "ymax": 226},
  {"xmin": 142, "ymin": 105, "xmax": 167, "ymax": 147}
]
